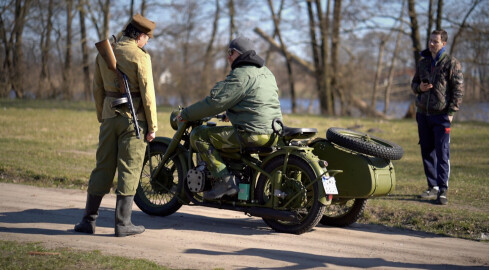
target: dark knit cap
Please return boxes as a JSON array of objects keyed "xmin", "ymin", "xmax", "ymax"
[
  {"xmin": 130, "ymin": 13, "xmax": 156, "ymax": 38},
  {"xmin": 229, "ymin": 36, "xmax": 254, "ymax": 53}
]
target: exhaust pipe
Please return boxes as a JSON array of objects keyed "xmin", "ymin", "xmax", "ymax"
[{"xmin": 245, "ymin": 207, "xmax": 299, "ymax": 222}]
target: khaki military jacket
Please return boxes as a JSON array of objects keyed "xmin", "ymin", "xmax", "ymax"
[{"xmin": 93, "ymin": 36, "xmax": 158, "ymax": 132}]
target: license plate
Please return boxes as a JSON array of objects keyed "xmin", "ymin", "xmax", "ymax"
[{"xmin": 322, "ymin": 175, "xmax": 338, "ymax": 195}]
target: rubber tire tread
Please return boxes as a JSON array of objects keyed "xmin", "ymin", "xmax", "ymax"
[
  {"xmin": 134, "ymin": 142, "xmax": 183, "ymax": 216},
  {"xmin": 320, "ymin": 198, "xmax": 367, "ymax": 227},
  {"xmin": 326, "ymin": 127, "xmax": 404, "ymax": 160},
  {"xmin": 256, "ymin": 155, "xmax": 326, "ymax": 234}
]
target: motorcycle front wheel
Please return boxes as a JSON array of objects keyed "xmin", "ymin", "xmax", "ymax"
[
  {"xmin": 320, "ymin": 198, "xmax": 367, "ymax": 227},
  {"xmin": 255, "ymin": 155, "xmax": 326, "ymax": 234},
  {"xmin": 134, "ymin": 142, "xmax": 184, "ymax": 216}
]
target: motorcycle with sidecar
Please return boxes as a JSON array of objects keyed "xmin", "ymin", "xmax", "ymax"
[
  {"xmin": 134, "ymin": 109, "xmax": 341, "ymax": 234},
  {"xmin": 134, "ymin": 109, "xmax": 403, "ymax": 233}
]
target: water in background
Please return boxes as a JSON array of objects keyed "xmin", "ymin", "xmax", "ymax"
[{"xmin": 279, "ymin": 98, "xmax": 489, "ymax": 123}]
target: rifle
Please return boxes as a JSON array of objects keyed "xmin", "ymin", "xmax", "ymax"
[{"xmin": 95, "ymin": 39, "xmax": 141, "ymax": 139}]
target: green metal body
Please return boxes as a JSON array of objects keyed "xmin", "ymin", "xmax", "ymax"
[
  {"xmin": 312, "ymin": 139, "xmax": 396, "ymax": 199},
  {"xmin": 149, "ymin": 120, "xmax": 329, "ymax": 207}
]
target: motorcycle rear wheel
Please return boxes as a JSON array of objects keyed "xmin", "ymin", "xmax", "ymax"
[
  {"xmin": 320, "ymin": 198, "xmax": 367, "ymax": 227},
  {"xmin": 134, "ymin": 142, "xmax": 184, "ymax": 216},
  {"xmin": 255, "ymin": 155, "xmax": 326, "ymax": 234}
]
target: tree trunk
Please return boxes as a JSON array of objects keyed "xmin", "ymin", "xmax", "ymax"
[
  {"xmin": 405, "ymin": 0, "xmax": 422, "ymax": 119},
  {"xmin": 371, "ymin": 38, "xmax": 385, "ymax": 111},
  {"xmin": 102, "ymin": 0, "xmax": 110, "ymax": 39},
  {"xmin": 384, "ymin": 1, "xmax": 405, "ymax": 115},
  {"xmin": 306, "ymin": 1, "xmax": 324, "ymax": 113},
  {"xmin": 79, "ymin": 0, "xmax": 91, "ymax": 101},
  {"xmin": 39, "ymin": 0, "xmax": 53, "ymax": 98},
  {"xmin": 436, "ymin": 0, "xmax": 443, "ymax": 29},
  {"xmin": 0, "ymin": 14, "xmax": 10, "ymax": 97},
  {"xmin": 264, "ymin": 0, "xmax": 284, "ymax": 65},
  {"xmin": 140, "ymin": 0, "xmax": 146, "ymax": 16},
  {"xmin": 11, "ymin": 0, "xmax": 32, "ymax": 99},
  {"xmin": 62, "ymin": 0, "xmax": 73, "ymax": 99},
  {"xmin": 223, "ymin": 0, "xmax": 235, "ymax": 74},
  {"xmin": 201, "ymin": 0, "xmax": 220, "ymax": 91},
  {"xmin": 426, "ymin": 0, "xmax": 433, "ymax": 48},
  {"xmin": 331, "ymin": 0, "xmax": 342, "ymax": 115},
  {"xmin": 268, "ymin": 0, "xmax": 296, "ymax": 113},
  {"xmin": 318, "ymin": 0, "xmax": 333, "ymax": 115}
]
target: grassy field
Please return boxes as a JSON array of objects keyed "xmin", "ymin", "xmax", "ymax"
[
  {"xmin": 1, "ymin": 99, "xmax": 488, "ymax": 244},
  {"xmin": 0, "ymin": 240, "xmax": 170, "ymax": 270}
]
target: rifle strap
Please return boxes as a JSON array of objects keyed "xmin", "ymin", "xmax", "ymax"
[{"xmin": 105, "ymin": 91, "xmax": 141, "ymax": 98}]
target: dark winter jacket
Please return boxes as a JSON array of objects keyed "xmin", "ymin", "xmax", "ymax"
[{"xmin": 411, "ymin": 49, "xmax": 464, "ymax": 115}]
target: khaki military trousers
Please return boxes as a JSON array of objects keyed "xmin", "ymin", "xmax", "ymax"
[
  {"xmin": 190, "ymin": 125, "xmax": 277, "ymax": 179},
  {"xmin": 88, "ymin": 114, "xmax": 147, "ymax": 196}
]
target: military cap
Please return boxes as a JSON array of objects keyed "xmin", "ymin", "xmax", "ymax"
[{"xmin": 130, "ymin": 13, "xmax": 156, "ymax": 38}]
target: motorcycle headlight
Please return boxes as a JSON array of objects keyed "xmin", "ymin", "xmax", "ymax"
[{"xmin": 169, "ymin": 109, "xmax": 180, "ymax": 130}]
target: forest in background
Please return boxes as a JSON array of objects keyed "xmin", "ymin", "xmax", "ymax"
[{"xmin": 1, "ymin": 0, "xmax": 487, "ymax": 118}]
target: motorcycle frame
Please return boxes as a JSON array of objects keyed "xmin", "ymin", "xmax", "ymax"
[{"xmin": 147, "ymin": 120, "xmax": 338, "ymax": 208}]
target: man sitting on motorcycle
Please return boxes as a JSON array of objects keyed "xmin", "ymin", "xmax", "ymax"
[{"xmin": 176, "ymin": 36, "xmax": 283, "ymax": 200}]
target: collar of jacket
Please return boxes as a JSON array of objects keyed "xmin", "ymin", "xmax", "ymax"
[
  {"xmin": 231, "ymin": 50, "xmax": 265, "ymax": 70},
  {"xmin": 420, "ymin": 47, "xmax": 446, "ymax": 67}
]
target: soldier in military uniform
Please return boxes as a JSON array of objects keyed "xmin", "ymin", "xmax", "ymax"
[
  {"xmin": 176, "ymin": 36, "xmax": 283, "ymax": 200},
  {"xmin": 74, "ymin": 14, "xmax": 158, "ymax": 237}
]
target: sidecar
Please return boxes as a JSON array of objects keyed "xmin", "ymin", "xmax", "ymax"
[{"xmin": 309, "ymin": 127, "xmax": 403, "ymax": 227}]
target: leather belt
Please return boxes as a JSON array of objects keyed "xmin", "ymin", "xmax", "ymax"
[{"xmin": 105, "ymin": 91, "xmax": 141, "ymax": 98}]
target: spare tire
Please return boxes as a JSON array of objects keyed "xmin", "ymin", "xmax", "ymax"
[{"xmin": 326, "ymin": 127, "xmax": 404, "ymax": 160}]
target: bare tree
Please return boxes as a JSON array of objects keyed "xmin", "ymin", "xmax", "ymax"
[
  {"xmin": 371, "ymin": 37, "xmax": 386, "ymax": 110},
  {"xmin": 449, "ymin": 0, "xmax": 482, "ymax": 55},
  {"xmin": 306, "ymin": 0, "xmax": 333, "ymax": 115},
  {"xmin": 384, "ymin": 0, "xmax": 406, "ymax": 114},
  {"xmin": 201, "ymin": 0, "xmax": 220, "ymax": 90},
  {"xmin": 404, "ymin": 0, "xmax": 423, "ymax": 118},
  {"xmin": 267, "ymin": 0, "xmax": 297, "ymax": 113},
  {"xmin": 78, "ymin": 0, "xmax": 90, "ymax": 100},
  {"xmin": 331, "ymin": 0, "xmax": 343, "ymax": 115},
  {"xmin": 436, "ymin": 0, "xmax": 443, "ymax": 29},
  {"xmin": 6, "ymin": 0, "xmax": 32, "ymax": 98},
  {"xmin": 87, "ymin": 0, "xmax": 111, "ymax": 40},
  {"xmin": 426, "ymin": 0, "xmax": 433, "ymax": 48},
  {"xmin": 38, "ymin": 0, "xmax": 54, "ymax": 98},
  {"xmin": 62, "ymin": 0, "xmax": 73, "ymax": 99},
  {"xmin": 223, "ymin": 0, "xmax": 235, "ymax": 74}
]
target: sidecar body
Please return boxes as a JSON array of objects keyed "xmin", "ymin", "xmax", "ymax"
[{"xmin": 311, "ymin": 139, "xmax": 396, "ymax": 199}]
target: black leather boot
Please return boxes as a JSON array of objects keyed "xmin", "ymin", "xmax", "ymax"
[
  {"xmin": 115, "ymin": 195, "xmax": 145, "ymax": 237},
  {"xmin": 74, "ymin": 194, "xmax": 103, "ymax": 234},
  {"xmin": 203, "ymin": 175, "xmax": 238, "ymax": 200}
]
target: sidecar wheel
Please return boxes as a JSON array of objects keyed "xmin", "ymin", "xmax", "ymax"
[
  {"xmin": 326, "ymin": 127, "xmax": 404, "ymax": 160},
  {"xmin": 255, "ymin": 155, "xmax": 325, "ymax": 234},
  {"xmin": 320, "ymin": 198, "xmax": 367, "ymax": 227},
  {"xmin": 134, "ymin": 142, "xmax": 184, "ymax": 216}
]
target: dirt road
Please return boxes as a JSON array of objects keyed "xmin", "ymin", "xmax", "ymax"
[{"xmin": 0, "ymin": 182, "xmax": 488, "ymax": 269}]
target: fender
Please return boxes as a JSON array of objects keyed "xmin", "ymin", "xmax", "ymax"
[
  {"xmin": 260, "ymin": 146, "xmax": 330, "ymax": 206},
  {"xmin": 149, "ymin": 136, "xmax": 191, "ymax": 204}
]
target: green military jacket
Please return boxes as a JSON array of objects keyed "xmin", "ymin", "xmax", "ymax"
[
  {"xmin": 181, "ymin": 52, "xmax": 282, "ymax": 134},
  {"xmin": 93, "ymin": 36, "xmax": 158, "ymax": 132}
]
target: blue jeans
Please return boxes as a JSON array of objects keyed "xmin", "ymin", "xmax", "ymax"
[{"xmin": 416, "ymin": 113, "xmax": 451, "ymax": 190}]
